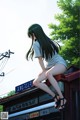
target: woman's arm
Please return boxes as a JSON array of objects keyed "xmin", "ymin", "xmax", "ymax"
[{"xmin": 37, "ymin": 56, "xmax": 45, "ymax": 71}]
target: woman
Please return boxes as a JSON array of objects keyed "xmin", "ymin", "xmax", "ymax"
[{"xmin": 26, "ymin": 24, "xmax": 67, "ymax": 110}]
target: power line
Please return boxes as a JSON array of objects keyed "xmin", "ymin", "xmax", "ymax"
[
  {"xmin": 0, "ymin": 49, "xmax": 14, "ymax": 60},
  {"xmin": 0, "ymin": 68, "xmax": 16, "ymax": 82},
  {"xmin": 0, "ymin": 50, "xmax": 14, "ymax": 77}
]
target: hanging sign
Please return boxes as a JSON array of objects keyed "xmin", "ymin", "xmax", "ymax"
[{"xmin": 15, "ymin": 79, "xmax": 34, "ymax": 93}]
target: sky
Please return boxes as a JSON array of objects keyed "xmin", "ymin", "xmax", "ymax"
[{"xmin": 0, "ymin": 0, "xmax": 61, "ymax": 97}]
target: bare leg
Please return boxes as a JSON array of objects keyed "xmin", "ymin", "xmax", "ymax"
[
  {"xmin": 33, "ymin": 71, "xmax": 56, "ymax": 98},
  {"xmin": 33, "ymin": 64, "xmax": 67, "ymax": 109},
  {"xmin": 46, "ymin": 64, "xmax": 67, "ymax": 108},
  {"xmin": 46, "ymin": 64, "xmax": 66, "ymax": 98}
]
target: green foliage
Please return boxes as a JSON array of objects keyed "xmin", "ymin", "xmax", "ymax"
[
  {"xmin": 7, "ymin": 90, "xmax": 15, "ymax": 96},
  {"xmin": 60, "ymin": 37, "xmax": 80, "ymax": 66},
  {"xmin": 0, "ymin": 105, "xmax": 3, "ymax": 112},
  {"xmin": 49, "ymin": 0, "xmax": 80, "ymax": 67}
]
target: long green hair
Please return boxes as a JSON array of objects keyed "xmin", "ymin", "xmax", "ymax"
[{"xmin": 26, "ymin": 24, "xmax": 60, "ymax": 60}]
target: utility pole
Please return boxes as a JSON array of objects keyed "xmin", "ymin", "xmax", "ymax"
[{"xmin": 0, "ymin": 50, "xmax": 14, "ymax": 77}]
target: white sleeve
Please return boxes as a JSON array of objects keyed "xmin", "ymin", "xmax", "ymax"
[{"xmin": 33, "ymin": 41, "xmax": 42, "ymax": 58}]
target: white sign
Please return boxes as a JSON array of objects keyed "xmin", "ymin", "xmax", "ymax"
[{"xmin": 0, "ymin": 112, "xmax": 8, "ymax": 119}]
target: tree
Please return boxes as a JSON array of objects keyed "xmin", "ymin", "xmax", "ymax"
[
  {"xmin": 2, "ymin": 90, "xmax": 15, "ymax": 98},
  {"xmin": 7, "ymin": 90, "xmax": 15, "ymax": 96},
  {"xmin": 0, "ymin": 105, "xmax": 3, "ymax": 112},
  {"xmin": 48, "ymin": 0, "xmax": 80, "ymax": 67}
]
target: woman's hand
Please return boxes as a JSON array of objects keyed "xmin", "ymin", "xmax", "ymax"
[{"xmin": 38, "ymin": 70, "xmax": 47, "ymax": 78}]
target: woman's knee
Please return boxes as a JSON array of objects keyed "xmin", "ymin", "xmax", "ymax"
[
  {"xmin": 33, "ymin": 79, "xmax": 39, "ymax": 86},
  {"xmin": 45, "ymin": 71, "xmax": 52, "ymax": 78}
]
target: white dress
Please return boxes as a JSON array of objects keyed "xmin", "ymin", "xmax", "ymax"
[{"xmin": 33, "ymin": 41, "xmax": 67, "ymax": 69}]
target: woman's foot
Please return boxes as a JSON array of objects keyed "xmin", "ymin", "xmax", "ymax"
[
  {"xmin": 58, "ymin": 98, "xmax": 67, "ymax": 110},
  {"xmin": 53, "ymin": 95, "xmax": 60, "ymax": 108}
]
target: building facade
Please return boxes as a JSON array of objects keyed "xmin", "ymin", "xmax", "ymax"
[{"xmin": 0, "ymin": 65, "xmax": 80, "ymax": 120}]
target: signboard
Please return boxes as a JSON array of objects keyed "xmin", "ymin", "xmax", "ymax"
[
  {"xmin": 40, "ymin": 108, "xmax": 50, "ymax": 116},
  {"xmin": 6, "ymin": 98, "xmax": 38, "ymax": 113},
  {"xmin": 15, "ymin": 80, "xmax": 34, "ymax": 93},
  {"xmin": 30, "ymin": 112, "xmax": 39, "ymax": 118}
]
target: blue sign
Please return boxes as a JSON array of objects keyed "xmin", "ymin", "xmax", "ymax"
[{"xmin": 15, "ymin": 79, "xmax": 34, "ymax": 93}]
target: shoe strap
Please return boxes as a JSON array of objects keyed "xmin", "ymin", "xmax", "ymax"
[
  {"xmin": 60, "ymin": 98, "xmax": 64, "ymax": 100},
  {"xmin": 60, "ymin": 98, "xmax": 65, "ymax": 105}
]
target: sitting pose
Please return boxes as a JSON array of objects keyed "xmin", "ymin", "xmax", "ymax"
[{"xmin": 26, "ymin": 24, "xmax": 67, "ymax": 110}]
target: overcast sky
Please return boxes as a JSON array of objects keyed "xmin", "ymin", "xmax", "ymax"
[{"xmin": 0, "ymin": 0, "xmax": 61, "ymax": 97}]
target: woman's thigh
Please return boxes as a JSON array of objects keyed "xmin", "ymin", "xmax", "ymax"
[{"xmin": 47, "ymin": 64, "xmax": 67, "ymax": 76}]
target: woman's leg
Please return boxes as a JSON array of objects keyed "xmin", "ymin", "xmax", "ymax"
[
  {"xmin": 46, "ymin": 64, "xmax": 67, "ymax": 108},
  {"xmin": 33, "ymin": 71, "xmax": 56, "ymax": 98}
]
